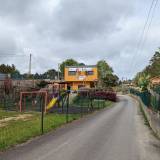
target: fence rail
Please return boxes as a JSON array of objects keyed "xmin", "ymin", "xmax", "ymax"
[
  {"xmin": 130, "ymin": 88, "xmax": 160, "ymax": 112},
  {"xmin": 0, "ymin": 88, "xmax": 115, "ymax": 150}
]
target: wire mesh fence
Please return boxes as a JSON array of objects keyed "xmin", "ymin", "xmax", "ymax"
[
  {"xmin": 130, "ymin": 88, "xmax": 160, "ymax": 112},
  {"xmin": 0, "ymin": 88, "xmax": 115, "ymax": 150}
]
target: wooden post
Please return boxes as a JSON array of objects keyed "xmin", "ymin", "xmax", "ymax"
[
  {"xmin": 19, "ymin": 92, "xmax": 22, "ymax": 112},
  {"xmin": 41, "ymin": 96, "xmax": 44, "ymax": 134},
  {"xmin": 66, "ymin": 93, "xmax": 69, "ymax": 123},
  {"xmin": 44, "ymin": 92, "xmax": 47, "ymax": 113}
]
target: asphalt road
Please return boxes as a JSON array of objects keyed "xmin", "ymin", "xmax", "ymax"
[{"xmin": 1, "ymin": 95, "xmax": 160, "ymax": 160}]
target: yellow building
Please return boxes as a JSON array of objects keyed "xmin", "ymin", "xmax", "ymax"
[{"xmin": 64, "ymin": 65, "xmax": 98, "ymax": 91}]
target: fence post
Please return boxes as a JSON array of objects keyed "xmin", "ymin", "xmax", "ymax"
[
  {"xmin": 98, "ymin": 98, "xmax": 100, "ymax": 110},
  {"xmin": 91, "ymin": 98, "xmax": 93, "ymax": 111},
  {"xmin": 41, "ymin": 96, "xmax": 44, "ymax": 134},
  {"xmin": 66, "ymin": 92, "xmax": 69, "ymax": 123},
  {"xmin": 80, "ymin": 97, "xmax": 83, "ymax": 118},
  {"xmin": 61, "ymin": 97, "xmax": 64, "ymax": 113}
]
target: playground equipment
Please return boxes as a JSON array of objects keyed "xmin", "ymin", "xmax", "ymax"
[
  {"xmin": 9, "ymin": 81, "xmax": 70, "ymax": 113},
  {"xmin": 46, "ymin": 91, "xmax": 69, "ymax": 111},
  {"xmin": 45, "ymin": 81, "xmax": 71, "ymax": 112},
  {"xmin": 19, "ymin": 91, "xmax": 47, "ymax": 112},
  {"xmin": 19, "ymin": 89, "xmax": 69, "ymax": 113},
  {"xmin": 46, "ymin": 98, "xmax": 58, "ymax": 111}
]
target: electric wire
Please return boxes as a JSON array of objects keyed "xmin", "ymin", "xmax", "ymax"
[
  {"xmin": 129, "ymin": 0, "xmax": 158, "ymax": 78},
  {"xmin": 139, "ymin": 0, "xmax": 159, "ymax": 54}
]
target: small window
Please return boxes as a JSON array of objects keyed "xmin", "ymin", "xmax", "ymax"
[
  {"xmin": 68, "ymin": 71, "xmax": 76, "ymax": 75},
  {"xmin": 86, "ymin": 71, "xmax": 94, "ymax": 75},
  {"xmin": 78, "ymin": 85, "xmax": 85, "ymax": 89}
]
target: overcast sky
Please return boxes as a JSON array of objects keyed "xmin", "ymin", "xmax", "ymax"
[{"xmin": 0, "ymin": 0, "xmax": 160, "ymax": 79}]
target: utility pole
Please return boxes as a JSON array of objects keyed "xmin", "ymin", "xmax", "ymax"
[
  {"xmin": 121, "ymin": 77, "xmax": 123, "ymax": 94},
  {"xmin": 28, "ymin": 54, "xmax": 32, "ymax": 77},
  {"xmin": 58, "ymin": 63, "xmax": 60, "ymax": 81}
]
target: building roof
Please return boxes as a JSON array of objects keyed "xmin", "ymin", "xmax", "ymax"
[
  {"xmin": 0, "ymin": 73, "xmax": 9, "ymax": 80},
  {"xmin": 150, "ymin": 76, "xmax": 160, "ymax": 85},
  {"xmin": 65, "ymin": 65, "xmax": 97, "ymax": 68},
  {"xmin": 48, "ymin": 80, "xmax": 71, "ymax": 84},
  {"xmin": 150, "ymin": 76, "xmax": 160, "ymax": 81}
]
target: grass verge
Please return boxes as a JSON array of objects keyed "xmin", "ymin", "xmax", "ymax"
[
  {"xmin": 0, "ymin": 112, "xmax": 80, "ymax": 151},
  {"xmin": 129, "ymin": 94, "xmax": 150, "ymax": 126},
  {"xmin": 0, "ymin": 99, "xmax": 113, "ymax": 151},
  {"xmin": 139, "ymin": 103, "xmax": 150, "ymax": 126},
  {"xmin": 129, "ymin": 94, "xmax": 160, "ymax": 140},
  {"xmin": 0, "ymin": 110, "xmax": 20, "ymax": 120},
  {"xmin": 71, "ymin": 96, "xmax": 113, "ymax": 109}
]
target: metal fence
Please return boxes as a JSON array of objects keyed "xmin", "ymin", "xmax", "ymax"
[
  {"xmin": 130, "ymin": 88, "xmax": 160, "ymax": 111},
  {"xmin": 0, "ymin": 90, "xmax": 110, "ymax": 150}
]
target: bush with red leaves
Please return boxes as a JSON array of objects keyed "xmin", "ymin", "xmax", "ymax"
[
  {"xmin": 90, "ymin": 91, "xmax": 117, "ymax": 102},
  {"xmin": 78, "ymin": 89, "xmax": 117, "ymax": 102}
]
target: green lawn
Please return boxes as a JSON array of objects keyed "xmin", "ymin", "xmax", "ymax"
[
  {"xmin": 0, "ymin": 112, "xmax": 80, "ymax": 150},
  {"xmin": 0, "ymin": 98, "xmax": 113, "ymax": 151},
  {"xmin": 0, "ymin": 110, "xmax": 20, "ymax": 120},
  {"xmin": 92, "ymin": 99, "xmax": 113, "ymax": 108},
  {"xmin": 71, "ymin": 96, "xmax": 113, "ymax": 109}
]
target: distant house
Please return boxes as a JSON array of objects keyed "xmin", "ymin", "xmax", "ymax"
[
  {"xmin": 150, "ymin": 76, "xmax": 160, "ymax": 85},
  {"xmin": 0, "ymin": 73, "xmax": 10, "ymax": 80},
  {"xmin": 64, "ymin": 65, "xmax": 98, "ymax": 90}
]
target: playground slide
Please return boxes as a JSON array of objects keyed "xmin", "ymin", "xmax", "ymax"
[{"xmin": 46, "ymin": 98, "xmax": 58, "ymax": 110}]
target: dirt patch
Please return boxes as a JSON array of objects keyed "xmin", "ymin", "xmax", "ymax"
[{"xmin": 0, "ymin": 114, "xmax": 33, "ymax": 127}]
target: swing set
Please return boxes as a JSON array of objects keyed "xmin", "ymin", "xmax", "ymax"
[
  {"xmin": 19, "ymin": 81, "xmax": 71, "ymax": 113},
  {"xmin": 19, "ymin": 91, "xmax": 48, "ymax": 112}
]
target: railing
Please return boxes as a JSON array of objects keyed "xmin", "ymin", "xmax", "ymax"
[{"xmin": 130, "ymin": 88, "xmax": 160, "ymax": 112}]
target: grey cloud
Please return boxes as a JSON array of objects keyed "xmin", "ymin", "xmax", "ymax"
[
  {"xmin": 0, "ymin": 25, "xmax": 19, "ymax": 59},
  {"xmin": 0, "ymin": 0, "xmax": 159, "ymax": 79},
  {"xmin": 0, "ymin": 0, "xmax": 39, "ymax": 22},
  {"xmin": 54, "ymin": 0, "xmax": 135, "ymax": 41}
]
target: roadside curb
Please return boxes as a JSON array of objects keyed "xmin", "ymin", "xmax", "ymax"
[{"xmin": 129, "ymin": 94, "xmax": 160, "ymax": 139}]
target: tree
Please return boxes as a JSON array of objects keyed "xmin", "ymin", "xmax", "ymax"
[
  {"xmin": 36, "ymin": 80, "xmax": 48, "ymax": 88},
  {"xmin": 0, "ymin": 64, "xmax": 16, "ymax": 74},
  {"xmin": 43, "ymin": 69, "xmax": 58, "ymax": 79},
  {"xmin": 78, "ymin": 62, "xmax": 85, "ymax": 66},
  {"xmin": 148, "ymin": 49, "xmax": 160, "ymax": 77},
  {"xmin": 134, "ymin": 72, "xmax": 142, "ymax": 86},
  {"xmin": 138, "ymin": 73, "xmax": 150, "ymax": 91},
  {"xmin": 102, "ymin": 74, "xmax": 119, "ymax": 87},
  {"xmin": 134, "ymin": 48, "xmax": 160, "ymax": 90},
  {"xmin": 11, "ymin": 70, "xmax": 21, "ymax": 79},
  {"xmin": 141, "ymin": 49, "xmax": 160, "ymax": 78},
  {"xmin": 134, "ymin": 71, "xmax": 150, "ymax": 91},
  {"xmin": 97, "ymin": 60, "xmax": 116, "ymax": 87},
  {"xmin": 97, "ymin": 60, "xmax": 113, "ymax": 79},
  {"xmin": 34, "ymin": 73, "xmax": 40, "ymax": 79},
  {"xmin": 60, "ymin": 59, "xmax": 78, "ymax": 77}
]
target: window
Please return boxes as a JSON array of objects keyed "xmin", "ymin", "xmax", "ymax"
[
  {"xmin": 68, "ymin": 71, "xmax": 76, "ymax": 75},
  {"xmin": 78, "ymin": 85, "xmax": 85, "ymax": 89},
  {"xmin": 86, "ymin": 71, "xmax": 94, "ymax": 75}
]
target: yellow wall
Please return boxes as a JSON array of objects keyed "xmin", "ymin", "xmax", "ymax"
[
  {"xmin": 65, "ymin": 82, "xmax": 91, "ymax": 90},
  {"xmin": 64, "ymin": 67, "xmax": 98, "ymax": 82},
  {"xmin": 64, "ymin": 66, "xmax": 98, "ymax": 90}
]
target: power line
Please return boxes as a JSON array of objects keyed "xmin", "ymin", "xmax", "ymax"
[
  {"xmin": 129, "ymin": 0, "xmax": 156, "ymax": 74},
  {"xmin": 139, "ymin": 0, "xmax": 159, "ymax": 53},
  {"xmin": 129, "ymin": 0, "xmax": 159, "ymax": 78},
  {"xmin": 135, "ymin": 0, "xmax": 155, "ymax": 53}
]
